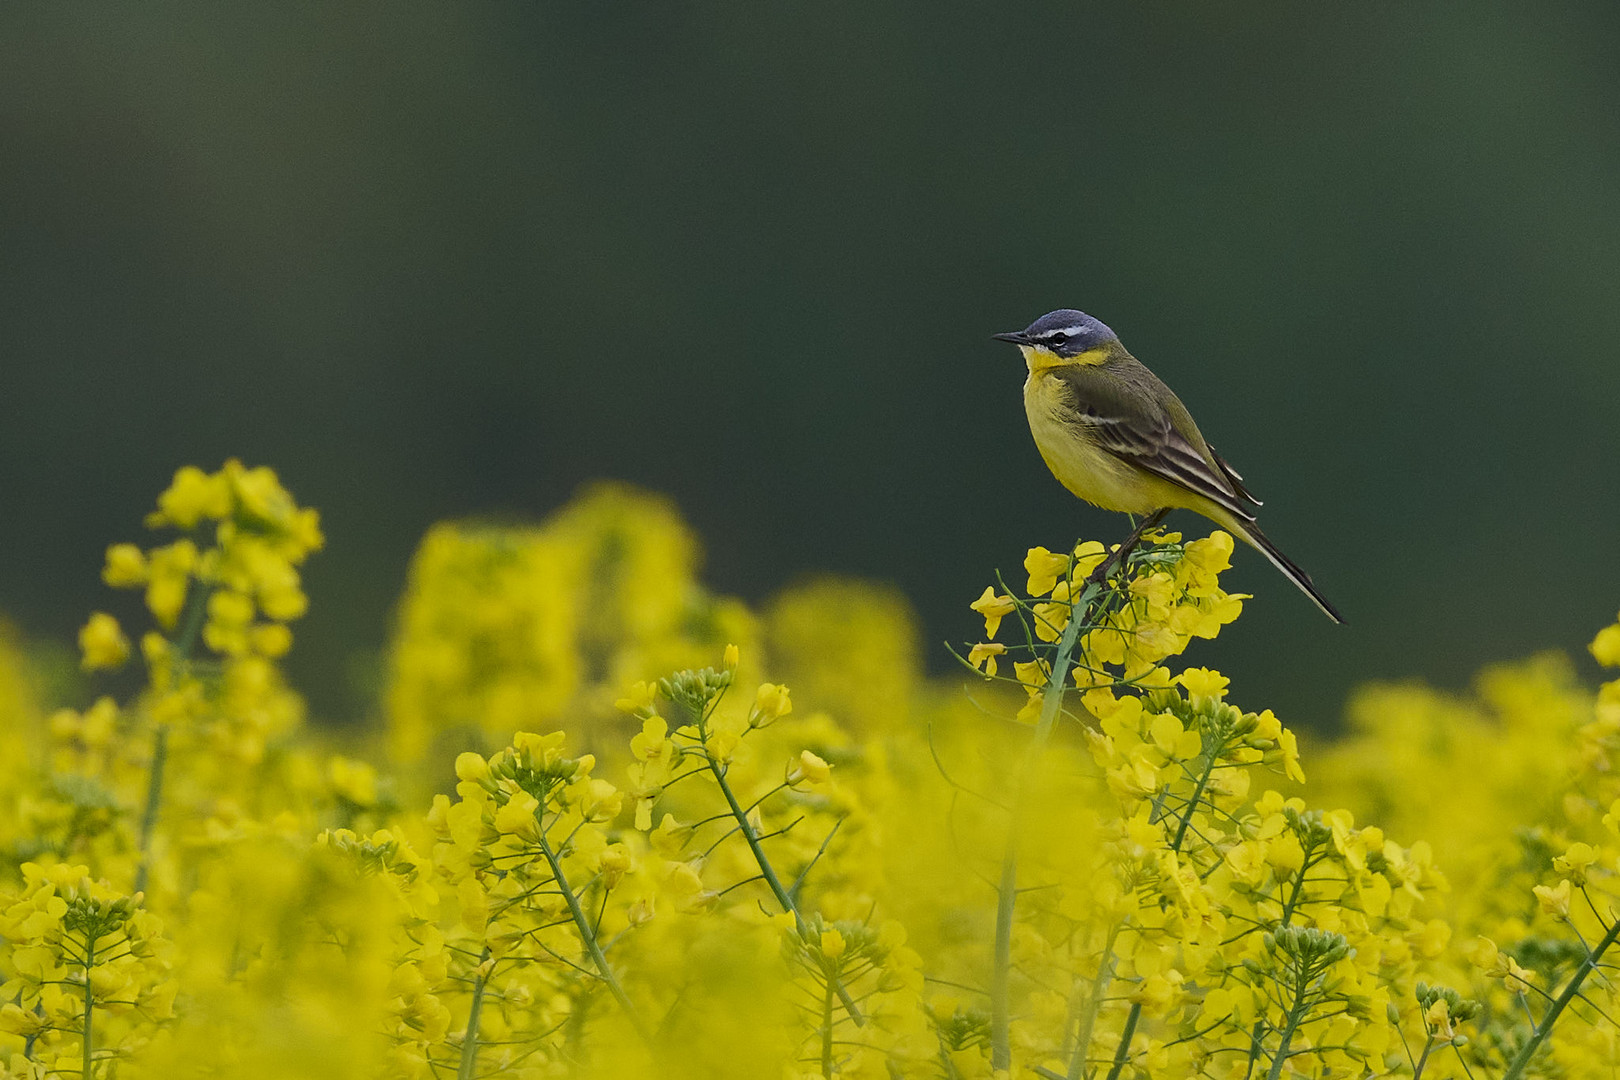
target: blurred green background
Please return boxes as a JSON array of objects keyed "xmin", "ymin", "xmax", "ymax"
[{"xmin": 3, "ymin": 5, "xmax": 1617, "ymax": 730}]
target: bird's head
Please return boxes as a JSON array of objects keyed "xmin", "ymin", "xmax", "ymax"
[{"xmin": 993, "ymin": 309, "xmax": 1117, "ymax": 363}]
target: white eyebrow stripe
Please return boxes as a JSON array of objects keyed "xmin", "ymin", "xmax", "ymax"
[{"xmin": 1035, "ymin": 325, "xmax": 1084, "ymax": 339}]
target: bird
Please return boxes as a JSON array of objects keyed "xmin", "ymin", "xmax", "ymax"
[{"xmin": 993, "ymin": 308, "xmax": 1344, "ymax": 623}]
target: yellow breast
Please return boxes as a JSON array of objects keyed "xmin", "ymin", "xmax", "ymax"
[{"xmin": 1023, "ymin": 369, "xmax": 1162, "ymax": 516}]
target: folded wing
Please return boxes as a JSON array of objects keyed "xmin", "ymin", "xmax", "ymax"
[{"xmin": 1054, "ymin": 367, "xmax": 1260, "ymax": 524}]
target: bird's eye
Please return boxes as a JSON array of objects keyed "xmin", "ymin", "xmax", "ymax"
[{"xmin": 1043, "ymin": 334, "xmax": 1068, "ymax": 350}]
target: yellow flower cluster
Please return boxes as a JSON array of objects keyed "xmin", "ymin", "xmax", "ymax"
[
  {"xmin": 969, "ymin": 530, "xmax": 1245, "ymax": 723},
  {"xmin": 5, "ymin": 464, "xmax": 1620, "ymax": 1080},
  {"xmin": 612, "ymin": 657, "xmax": 932, "ymax": 1077},
  {"xmin": 940, "ymin": 531, "xmax": 1453, "ymax": 1079},
  {"xmin": 0, "ymin": 864, "xmax": 174, "ymax": 1078},
  {"xmin": 405, "ymin": 730, "xmax": 643, "ymax": 1075},
  {"xmin": 5, "ymin": 466, "xmax": 332, "ymax": 900},
  {"xmin": 99, "ymin": 459, "xmax": 321, "ymax": 660},
  {"xmin": 1, "ymin": 464, "xmax": 408, "ymax": 1078},
  {"xmin": 1307, "ymin": 610, "xmax": 1620, "ymax": 1078},
  {"xmin": 384, "ymin": 484, "xmax": 758, "ymax": 767}
]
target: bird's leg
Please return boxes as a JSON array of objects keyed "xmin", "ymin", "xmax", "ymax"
[{"xmin": 1084, "ymin": 508, "xmax": 1170, "ymax": 588}]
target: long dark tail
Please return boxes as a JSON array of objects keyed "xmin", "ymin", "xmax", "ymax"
[{"xmin": 1235, "ymin": 520, "xmax": 1346, "ymax": 624}]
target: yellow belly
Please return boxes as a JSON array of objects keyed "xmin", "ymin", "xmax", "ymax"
[{"xmin": 1023, "ymin": 371, "xmax": 1182, "ymax": 516}]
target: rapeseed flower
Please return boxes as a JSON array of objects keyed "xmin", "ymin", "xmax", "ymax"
[
  {"xmin": 77, "ymin": 613, "xmax": 129, "ymax": 671},
  {"xmin": 5, "ymin": 464, "xmax": 1620, "ymax": 1078}
]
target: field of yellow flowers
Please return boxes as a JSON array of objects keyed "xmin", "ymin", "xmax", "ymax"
[{"xmin": 2, "ymin": 462, "xmax": 1619, "ymax": 1080}]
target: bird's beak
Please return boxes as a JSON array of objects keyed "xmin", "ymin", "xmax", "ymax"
[{"xmin": 992, "ymin": 331, "xmax": 1030, "ymax": 345}]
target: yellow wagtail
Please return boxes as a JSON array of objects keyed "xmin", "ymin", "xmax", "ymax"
[{"xmin": 995, "ymin": 308, "xmax": 1344, "ymax": 622}]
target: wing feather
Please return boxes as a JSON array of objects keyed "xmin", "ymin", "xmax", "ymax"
[
  {"xmin": 1056, "ymin": 369, "xmax": 1258, "ymax": 522},
  {"xmin": 1207, "ymin": 444, "xmax": 1262, "ymax": 506}
]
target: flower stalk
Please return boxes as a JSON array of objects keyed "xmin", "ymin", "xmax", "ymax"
[
  {"xmin": 1264, "ymin": 983, "xmax": 1309, "ymax": 1080},
  {"xmin": 533, "ymin": 824, "xmax": 651, "ymax": 1043},
  {"xmin": 701, "ymin": 729, "xmax": 865, "ymax": 1026},
  {"xmin": 1104, "ymin": 708, "xmax": 1225, "ymax": 1080},
  {"xmin": 457, "ymin": 947, "xmax": 490, "ymax": 1080},
  {"xmin": 1065, "ymin": 923, "xmax": 1120, "ymax": 1080},
  {"xmin": 991, "ymin": 512, "xmax": 1165, "ymax": 1071},
  {"xmin": 1501, "ymin": 914, "xmax": 1620, "ymax": 1080},
  {"xmin": 81, "ymin": 931, "xmax": 95, "ymax": 1080},
  {"xmin": 133, "ymin": 725, "xmax": 169, "ymax": 897},
  {"xmin": 821, "ymin": 973, "xmax": 836, "ymax": 1078},
  {"xmin": 134, "ymin": 578, "xmax": 211, "ymax": 896}
]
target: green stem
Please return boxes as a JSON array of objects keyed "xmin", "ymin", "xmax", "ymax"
[
  {"xmin": 133, "ymin": 724, "xmax": 168, "ymax": 897},
  {"xmin": 1264, "ymin": 979, "xmax": 1309, "ymax": 1080},
  {"xmin": 563, "ymin": 984, "xmax": 593, "ymax": 1057},
  {"xmin": 821, "ymin": 973, "xmax": 836, "ymax": 1078},
  {"xmin": 989, "ymin": 838, "xmax": 1023, "ymax": 1072},
  {"xmin": 133, "ymin": 578, "xmax": 211, "ymax": 896},
  {"xmin": 534, "ymin": 826, "xmax": 652, "ymax": 1043},
  {"xmin": 991, "ymin": 536, "xmax": 1138, "ymax": 1071},
  {"xmin": 1103, "ymin": 1001, "xmax": 1140, "ymax": 1080},
  {"xmin": 172, "ymin": 577, "xmax": 212, "ymax": 659},
  {"xmin": 1502, "ymin": 914, "xmax": 1620, "ymax": 1080},
  {"xmin": 1411, "ymin": 1036, "xmax": 1434, "ymax": 1080},
  {"xmin": 81, "ymin": 932, "xmax": 95, "ymax": 1080},
  {"xmin": 1067, "ymin": 925, "xmax": 1121, "ymax": 1080},
  {"xmin": 703, "ymin": 750, "xmax": 864, "ymax": 1026},
  {"xmin": 1278, "ymin": 849, "xmax": 1317, "ymax": 926},
  {"xmin": 1244, "ymin": 849, "xmax": 1317, "ymax": 1077},
  {"xmin": 1169, "ymin": 748, "xmax": 1216, "ymax": 851},
  {"xmin": 457, "ymin": 947, "xmax": 490, "ymax": 1080},
  {"xmin": 1242, "ymin": 1022, "xmax": 1269, "ymax": 1080},
  {"xmin": 1105, "ymin": 737, "xmax": 1223, "ymax": 1079}
]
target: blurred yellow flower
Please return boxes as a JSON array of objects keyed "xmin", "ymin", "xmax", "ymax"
[
  {"xmin": 1593, "ymin": 617, "xmax": 1620, "ymax": 667},
  {"xmin": 147, "ymin": 465, "xmax": 230, "ymax": 529},
  {"xmin": 102, "ymin": 543, "xmax": 148, "ymax": 587},
  {"xmin": 20, "ymin": 463, "xmax": 1620, "ymax": 1080},
  {"xmin": 751, "ymin": 682, "xmax": 793, "ymax": 727},
  {"xmin": 1553, "ymin": 842, "xmax": 1600, "ymax": 884},
  {"xmin": 78, "ymin": 611, "xmax": 130, "ymax": 670},
  {"xmin": 1534, "ymin": 878, "xmax": 1573, "ymax": 920}
]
